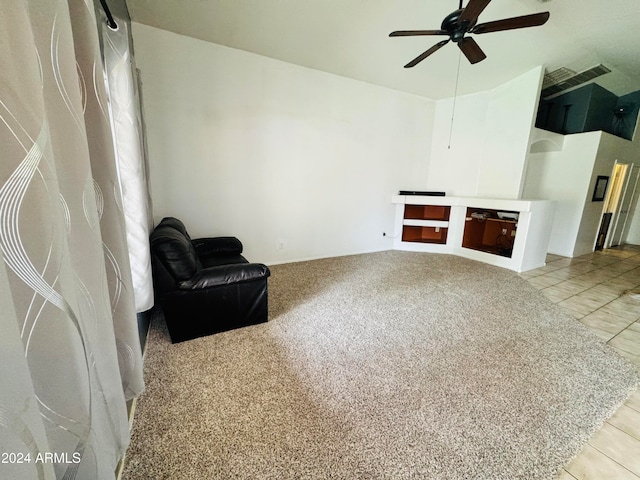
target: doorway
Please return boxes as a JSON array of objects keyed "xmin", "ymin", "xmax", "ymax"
[
  {"xmin": 598, "ymin": 162, "xmax": 640, "ymax": 250},
  {"xmin": 609, "ymin": 164, "xmax": 640, "ymax": 247}
]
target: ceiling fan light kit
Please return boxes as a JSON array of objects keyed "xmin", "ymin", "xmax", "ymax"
[{"xmin": 390, "ymin": 0, "xmax": 550, "ymax": 67}]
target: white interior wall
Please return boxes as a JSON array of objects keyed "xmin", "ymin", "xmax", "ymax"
[
  {"xmin": 477, "ymin": 67, "xmax": 544, "ymax": 199},
  {"xmin": 426, "ymin": 66, "xmax": 543, "ymax": 199},
  {"xmin": 573, "ymin": 133, "xmax": 617, "ymax": 255},
  {"xmin": 425, "ymin": 92, "xmax": 489, "ymax": 196},
  {"xmin": 522, "ymin": 129, "xmax": 601, "ymax": 257},
  {"xmin": 131, "ymin": 23, "xmax": 434, "ymax": 264},
  {"xmin": 523, "ymin": 126, "xmax": 640, "ymax": 256}
]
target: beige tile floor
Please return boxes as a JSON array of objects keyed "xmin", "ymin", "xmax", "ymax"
[{"xmin": 520, "ymin": 244, "xmax": 640, "ymax": 480}]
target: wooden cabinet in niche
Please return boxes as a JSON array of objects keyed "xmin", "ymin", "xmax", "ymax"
[
  {"xmin": 404, "ymin": 205, "xmax": 450, "ymax": 221},
  {"xmin": 402, "ymin": 204, "xmax": 450, "ymax": 244}
]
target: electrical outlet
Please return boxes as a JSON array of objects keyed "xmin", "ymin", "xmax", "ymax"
[{"xmin": 501, "ymin": 228, "xmax": 507, "ymax": 235}]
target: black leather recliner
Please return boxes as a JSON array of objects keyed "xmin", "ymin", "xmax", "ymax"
[{"xmin": 150, "ymin": 217, "xmax": 271, "ymax": 343}]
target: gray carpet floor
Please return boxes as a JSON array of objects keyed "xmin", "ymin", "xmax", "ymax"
[{"xmin": 123, "ymin": 250, "xmax": 639, "ymax": 480}]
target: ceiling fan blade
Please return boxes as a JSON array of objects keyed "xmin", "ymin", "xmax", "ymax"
[
  {"xmin": 390, "ymin": 30, "xmax": 448, "ymax": 37},
  {"xmin": 472, "ymin": 12, "xmax": 550, "ymax": 34},
  {"xmin": 457, "ymin": 37, "xmax": 486, "ymax": 64},
  {"xmin": 404, "ymin": 40, "xmax": 450, "ymax": 68},
  {"xmin": 457, "ymin": 0, "xmax": 491, "ymax": 26}
]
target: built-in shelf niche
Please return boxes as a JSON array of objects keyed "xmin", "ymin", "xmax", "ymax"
[
  {"xmin": 462, "ymin": 208, "xmax": 518, "ymax": 258},
  {"xmin": 404, "ymin": 205, "xmax": 450, "ymax": 221},
  {"xmin": 401, "ymin": 204, "xmax": 450, "ymax": 244},
  {"xmin": 402, "ymin": 225, "xmax": 448, "ymax": 244}
]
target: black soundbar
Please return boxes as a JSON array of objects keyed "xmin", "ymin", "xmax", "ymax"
[{"xmin": 398, "ymin": 190, "xmax": 446, "ymax": 196}]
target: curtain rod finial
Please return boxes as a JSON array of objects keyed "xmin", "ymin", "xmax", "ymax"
[{"xmin": 99, "ymin": 0, "xmax": 118, "ymax": 30}]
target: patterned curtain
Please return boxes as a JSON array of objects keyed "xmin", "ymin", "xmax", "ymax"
[{"xmin": 0, "ymin": 0, "xmax": 144, "ymax": 478}]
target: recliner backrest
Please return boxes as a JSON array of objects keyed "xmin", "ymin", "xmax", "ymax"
[
  {"xmin": 157, "ymin": 217, "xmax": 191, "ymax": 239},
  {"xmin": 150, "ymin": 217, "xmax": 202, "ymax": 282}
]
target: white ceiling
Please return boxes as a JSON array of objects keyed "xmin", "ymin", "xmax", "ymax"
[{"xmin": 126, "ymin": 0, "xmax": 640, "ymax": 100}]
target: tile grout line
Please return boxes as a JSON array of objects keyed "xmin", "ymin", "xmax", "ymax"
[
  {"xmin": 602, "ymin": 419, "xmax": 640, "ymax": 439},
  {"xmin": 587, "ymin": 423, "xmax": 640, "ymax": 478},
  {"xmin": 606, "ymin": 318, "xmax": 640, "ymax": 345}
]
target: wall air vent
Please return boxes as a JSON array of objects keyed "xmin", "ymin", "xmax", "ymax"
[{"xmin": 541, "ymin": 64, "xmax": 611, "ymax": 99}]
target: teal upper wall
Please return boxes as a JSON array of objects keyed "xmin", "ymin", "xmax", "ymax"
[{"xmin": 535, "ymin": 84, "xmax": 638, "ymax": 141}]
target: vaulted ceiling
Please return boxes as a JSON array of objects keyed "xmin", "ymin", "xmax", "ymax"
[{"xmin": 126, "ymin": 0, "xmax": 640, "ymax": 100}]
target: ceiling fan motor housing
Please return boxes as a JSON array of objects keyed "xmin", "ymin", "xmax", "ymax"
[{"xmin": 441, "ymin": 9, "xmax": 474, "ymax": 42}]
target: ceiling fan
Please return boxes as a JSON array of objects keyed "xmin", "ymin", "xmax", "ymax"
[{"xmin": 390, "ymin": 0, "xmax": 550, "ymax": 67}]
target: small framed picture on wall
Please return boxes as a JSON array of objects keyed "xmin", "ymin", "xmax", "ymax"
[{"xmin": 592, "ymin": 175, "xmax": 609, "ymax": 202}]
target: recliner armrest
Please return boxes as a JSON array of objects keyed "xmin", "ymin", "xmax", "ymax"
[
  {"xmin": 178, "ymin": 263, "xmax": 270, "ymax": 290},
  {"xmin": 193, "ymin": 237, "xmax": 243, "ymax": 257}
]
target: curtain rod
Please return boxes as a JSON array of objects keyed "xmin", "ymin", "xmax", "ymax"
[{"xmin": 99, "ymin": 0, "xmax": 118, "ymax": 30}]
